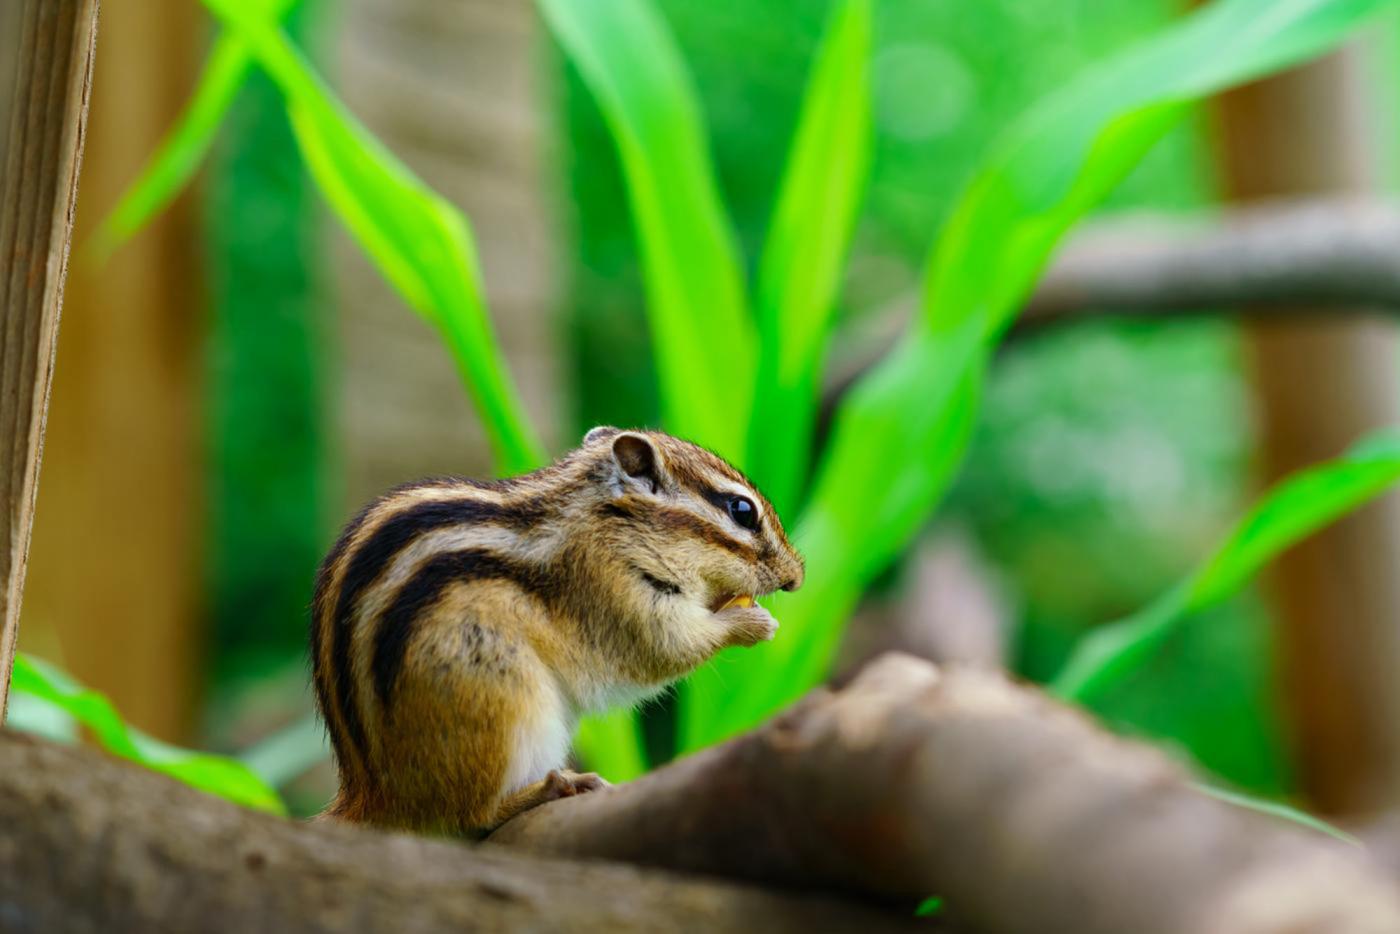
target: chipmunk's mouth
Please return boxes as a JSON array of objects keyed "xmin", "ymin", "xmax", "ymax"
[{"xmin": 709, "ymin": 592, "xmax": 756, "ymax": 613}]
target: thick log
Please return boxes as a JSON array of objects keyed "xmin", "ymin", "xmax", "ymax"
[
  {"xmin": 0, "ymin": 730, "xmax": 923, "ymax": 934},
  {"xmin": 0, "ymin": 0, "xmax": 99, "ymax": 710},
  {"xmin": 492, "ymin": 654, "xmax": 1400, "ymax": 934}
]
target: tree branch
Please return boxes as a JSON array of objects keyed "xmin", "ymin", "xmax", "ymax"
[
  {"xmin": 824, "ymin": 198, "xmax": 1400, "ymax": 400},
  {"xmin": 1023, "ymin": 198, "xmax": 1400, "ymax": 325},
  {"xmin": 7, "ymin": 655, "xmax": 1400, "ymax": 933},
  {"xmin": 491, "ymin": 654, "xmax": 1400, "ymax": 934},
  {"xmin": 0, "ymin": 729, "xmax": 923, "ymax": 933}
]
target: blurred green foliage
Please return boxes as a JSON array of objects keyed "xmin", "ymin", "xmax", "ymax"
[
  {"xmin": 205, "ymin": 0, "xmax": 327, "ymax": 684},
  {"xmin": 559, "ymin": 1, "xmax": 1207, "ymax": 434},
  {"xmin": 17, "ymin": 0, "xmax": 1400, "ymax": 823}
]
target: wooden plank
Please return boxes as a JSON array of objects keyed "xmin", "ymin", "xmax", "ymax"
[
  {"xmin": 1210, "ymin": 44, "xmax": 1400, "ymax": 815},
  {"xmin": 20, "ymin": 0, "xmax": 204, "ymax": 742},
  {"xmin": 0, "ymin": 0, "xmax": 100, "ymax": 712}
]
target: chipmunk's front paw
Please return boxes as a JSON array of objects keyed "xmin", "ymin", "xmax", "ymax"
[
  {"xmin": 718, "ymin": 604, "xmax": 779, "ymax": 647},
  {"xmin": 541, "ymin": 768, "xmax": 609, "ymax": 802}
]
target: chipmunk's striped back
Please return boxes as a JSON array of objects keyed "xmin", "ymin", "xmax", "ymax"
[
  {"xmin": 310, "ymin": 428, "xmax": 804, "ymax": 833},
  {"xmin": 311, "ymin": 474, "xmax": 564, "ymax": 791}
]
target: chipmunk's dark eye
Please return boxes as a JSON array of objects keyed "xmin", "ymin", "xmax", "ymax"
[{"xmin": 728, "ymin": 496, "xmax": 758, "ymax": 531}]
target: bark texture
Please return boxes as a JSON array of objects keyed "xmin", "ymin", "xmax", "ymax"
[
  {"xmin": 5, "ymin": 655, "xmax": 1399, "ymax": 933},
  {"xmin": 0, "ymin": 730, "xmax": 921, "ymax": 934},
  {"xmin": 493, "ymin": 655, "xmax": 1400, "ymax": 934}
]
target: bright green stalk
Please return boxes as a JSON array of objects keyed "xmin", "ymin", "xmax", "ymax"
[
  {"xmin": 747, "ymin": 0, "xmax": 873, "ymax": 516},
  {"xmin": 537, "ymin": 0, "xmax": 752, "ymax": 461}
]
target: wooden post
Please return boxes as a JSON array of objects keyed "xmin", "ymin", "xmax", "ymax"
[
  {"xmin": 0, "ymin": 0, "xmax": 101, "ymax": 712},
  {"xmin": 1210, "ymin": 44, "xmax": 1400, "ymax": 815},
  {"xmin": 20, "ymin": 0, "xmax": 204, "ymax": 742}
]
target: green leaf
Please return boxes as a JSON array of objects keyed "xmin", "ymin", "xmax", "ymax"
[
  {"xmin": 1053, "ymin": 431, "xmax": 1400, "ymax": 701},
  {"xmin": 87, "ymin": 0, "xmax": 299, "ymax": 261},
  {"xmin": 682, "ymin": 0, "xmax": 1400, "ymax": 750},
  {"xmin": 747, "ymin": 0, "xmax": 873, "ymax": 516},
  {"xmin": 198, "ymin": 0, "xmax": 544, "ymax": 475},
  {"xmin": 539, "ymin": 0, "xmax": 752, "ymax": 460},
  {"xmin": 8, "ymin": 654, "xmax": 285, "ymax": 814}
]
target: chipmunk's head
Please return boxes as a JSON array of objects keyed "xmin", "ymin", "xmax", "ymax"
[{"xmin": 580, "ymin": 426, "xmax": 804, "ymax": 649}]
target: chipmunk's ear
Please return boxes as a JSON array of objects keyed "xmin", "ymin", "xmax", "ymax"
[
  {"xmin": 609, "ymin": 432, "xmax": 665, "ymax": 493},
  {"xmin": 582, "ymin": 425, "xmax": 620, "ymax": 446}
]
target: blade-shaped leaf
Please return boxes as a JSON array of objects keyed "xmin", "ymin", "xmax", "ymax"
[
  {"xmin": 747, "ymin": 0, "xmax": 873, "ymax": 516},
  {"xmin": 88, "ymin": 0, "xmax": 299, "ymax": 260},
  {"xmin": 539, "ymin": 0, "xmax": 752, "ymax": 460},
  {"xmin": 1053, "ymin": 430, "xmax": 1400, "ymax": 701},
  {"xmin": 198, "ymin": 0, "xmax": 544, "ymax": 475},
  {"xmin": 683, "ymin": 0, "xmax": 1400, "ymax": 750},
  {"xmin": 8, "ymin": 655, "xmax": 286, "ymax": 814}
]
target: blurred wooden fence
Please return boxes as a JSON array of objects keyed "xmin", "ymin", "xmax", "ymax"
[
  {"xmin": 16, "ymin": 0, "xmax": 205, "ymax": 742},
  {"xmin": 332, "ymin": 0, "xmax": 563, "ymax": 504}
]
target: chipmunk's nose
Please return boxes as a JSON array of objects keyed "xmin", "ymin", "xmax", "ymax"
[{"xmin": 780, "ymin": 567, "xmax": 804, "ymax": 592}]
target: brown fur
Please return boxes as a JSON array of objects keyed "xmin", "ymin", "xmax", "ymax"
[{"xmin": 311, "ymin": 428, "xmax": 804, "ymax": 835}]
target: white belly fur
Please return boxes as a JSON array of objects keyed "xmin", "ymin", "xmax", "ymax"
[{"xmin": 502, "ymin": 678, "xmax": 572, "ymax": 795}]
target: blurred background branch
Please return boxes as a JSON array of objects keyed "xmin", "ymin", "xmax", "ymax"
[
  {"xmin": 827, "ymin": 196, "xmax": 1400, "ymax": 400},
  {"xmin": 1027, "ymin": 198, "xmax": 1400, "ymax": 323}
]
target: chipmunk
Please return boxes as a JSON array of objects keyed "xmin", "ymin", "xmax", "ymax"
[{"xmin": 310, "ymin": 426, "xmax": 804, "ymax": 836}]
